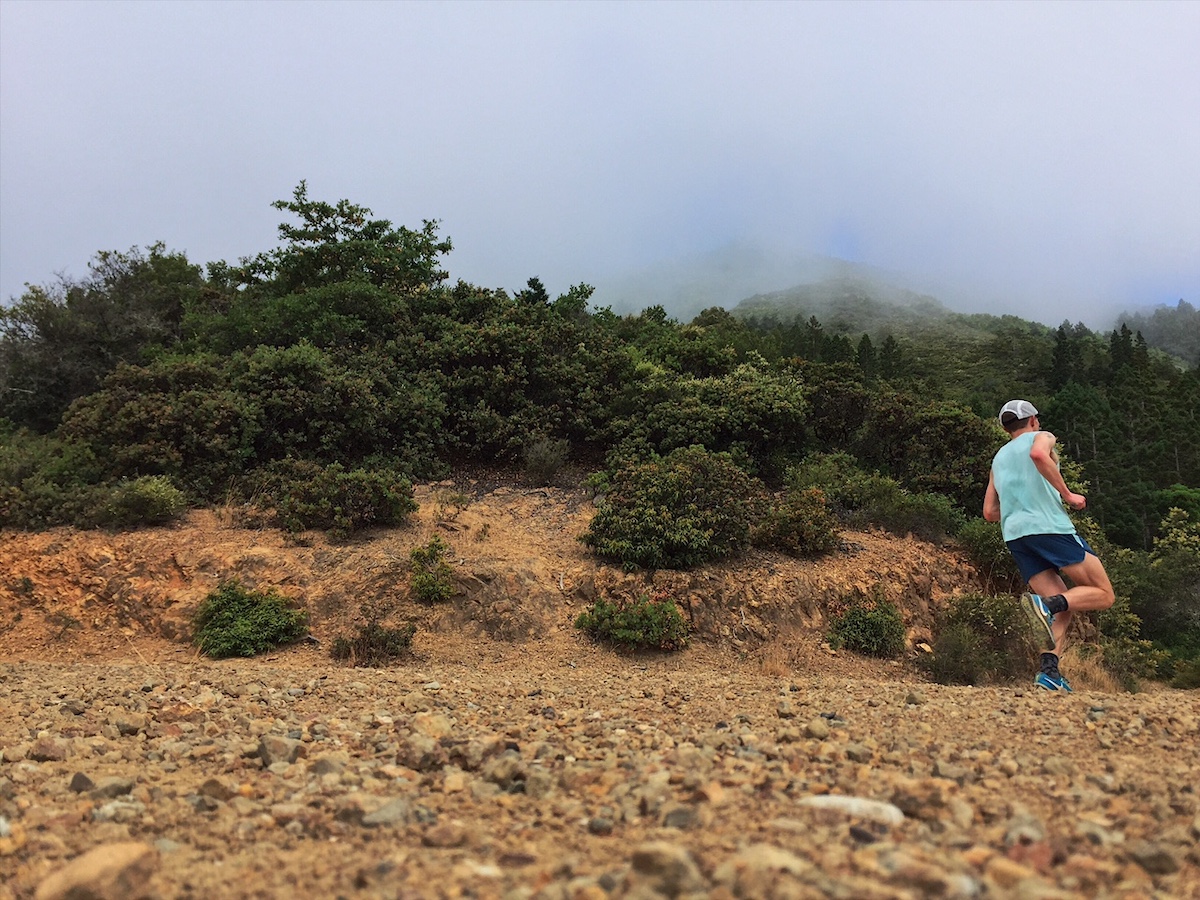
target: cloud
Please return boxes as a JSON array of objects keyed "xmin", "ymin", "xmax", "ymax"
[{"xmin": 2, "ymin": 1, "xmax": 1197, "ymax": 327}]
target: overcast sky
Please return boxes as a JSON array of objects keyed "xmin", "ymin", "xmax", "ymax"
[{"xmin": 2, "ymin": 1, "xmax": 1197, "ymax": 327}]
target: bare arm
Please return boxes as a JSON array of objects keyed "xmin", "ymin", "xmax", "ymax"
[
  {"xmin": 983, "ymin": 471, "xmax": 1001, "ymax": 522},
  {"xmin": 1030, "ymin": 431, "xmax": 1087, "ymax": 510}
]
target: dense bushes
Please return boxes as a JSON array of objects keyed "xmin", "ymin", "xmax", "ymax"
[
  {"xmin": 956, "ymin": 518, "xmax": 1022, "ymax": 590},
  {"xmin": 60, "ymin": 357, "xmax": 257, "ymax": 498},
  {"xmin": 827, "ymin": 597, "xmax": 906, "ymax": 658},
  {"xmin": 192, "ymin": 580, "xmax": 308, "ymax": 658},
  {"xmin": 751, "ymin": 487, "xmax": 841, "ymax": 557},
  {"xmin": 788, "ymin": 452, "xmax": 964, "ymax": 542},
  {"xmin": 4, "ymin": 182, "xmax": 1197, "ymax": 678},
  {"xmin": 255, "ymin": 459, "xmax": 418, "ymax": 539},
  {"xmin": 580, "ymin": 447, "xmax": 764, "ymax": 569},
  {"xmin": 919, "ymin": 593, "xmax": 1030, "ymax": 685},
  {"xmin": 575, "ymin": 592, "xmax": 690, "ymax": 651}
]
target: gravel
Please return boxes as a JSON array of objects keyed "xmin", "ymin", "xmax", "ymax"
[{"xmin": 2, "ymin": 649, "xmax": 1198, "ymax": 899}]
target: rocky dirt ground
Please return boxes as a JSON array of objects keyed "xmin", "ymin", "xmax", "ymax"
[{"xmin": 1, "ymin": 479, "xmax": 1198, "ymax": 899}]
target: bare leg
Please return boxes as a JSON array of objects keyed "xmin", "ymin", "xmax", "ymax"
[
  {"xmin": 1028, "ymin": 570, "xmax": 1073, "ymax": 656},
  {"xmin": 1028, "ymin": 553, "xmax": 1114, "ymax": 656},
  {"xmin": 1057, "ymin": 553, "xmax": 1116, "ymax": 611}
]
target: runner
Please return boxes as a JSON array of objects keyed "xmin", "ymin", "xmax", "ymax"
[{"xmin": 982, "ymin": 400, "xmax": 1115, "ymax": 691}]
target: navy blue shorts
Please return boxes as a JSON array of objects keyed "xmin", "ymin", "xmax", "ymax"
[{"xmin": 1006, "ymin": 533, "xmax": 1096, "ymax": 583}]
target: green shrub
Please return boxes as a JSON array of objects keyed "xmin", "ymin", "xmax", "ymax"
[
  {"xmin": 751, "ymin": 487, "xmax": 841, "ymax": 557},
  {"xmin": 1171, "ymin": 657, "xmax": 1200, "ymax": 690},
  {"xmin": 919, "ymin": 593, "xmax": 1029, "ymax": 685},
  {"xmin": 522, "ymin": 436, "xmax": 570, "ymax": 484},
  {"xmin": 257, "ymin": 459, "xmax": 418, "ymax": 539},
  {"xmin": 330, "ymin": 595, "xmax": 417, "ymax": 666},
  {"xmin": 575, "ymin": 592, "xmax": 689, "ymax": 651},
  {"xmin": 956, "ymin": 518, "xmax": 1022, "ymax": 591},
  {"xmin": 1094, "ymin": 595, "xmax": 1169, "ymax": 692},
  {"xmin": 60, "ymin": 357, "xmax": 257, "ymax": 498},
  {"xmin": 410, "ymin": 535, "xmax": 454, "ymax": 604},
  {"xmin": 828, "ymin": 598, "xmax": 906, "ymax": 658},
  {"xmin": 105, "ymin": 475, "xmax": 188, "ymax": 526},
  {"xmin": 193, "ymin": 580, "xmax": 308, "ymax": 658},
  {"xmin": 581, "ymin": 446, "xmax": 765, "ymax": 569},
  {"xmin": 788, "ymin": 453, "xmax": 963, "ymax": 542},
  {"xmin": 918, "ymin": 622, "xmax": 990, "ymax": 685},
  {"xmin": 0, "ymin": 430, "xmax": 108, "ymax": 529}
]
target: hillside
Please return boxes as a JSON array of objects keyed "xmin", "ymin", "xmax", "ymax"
[
  {"xmin": 2, "ymin": 478, "xmax": 1199, "ymax": 899},
  {"xmin": 0, "ymin": 478, "xmax": 978, "ymax": 667}
]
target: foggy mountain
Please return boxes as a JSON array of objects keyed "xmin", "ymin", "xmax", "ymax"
[
  {"xmin": 587, "ymin": 240, "xmax": 1133, "ymax": 331},
  {"xmin": 589, "ymin": 241, "xmax": 885, "ymax": 322}
]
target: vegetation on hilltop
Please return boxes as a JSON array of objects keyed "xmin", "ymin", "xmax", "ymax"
[{"xmin": 2, "ymin": 183, "xmax": 1197, "ymax": 682}]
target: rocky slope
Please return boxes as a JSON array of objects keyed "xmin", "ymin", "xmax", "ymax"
[{"xmin": 1, "ymin": 480, "xmax": 1198, "ymax": 899}]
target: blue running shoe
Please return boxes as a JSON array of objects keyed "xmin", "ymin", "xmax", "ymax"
[
  {"xmin": 1034, "ymin": 672, "xmax": 1073, "ymax": 692},
  {"xmin": 1020, "ymin": 592, "xmax": 1057, "ymax": 651}
]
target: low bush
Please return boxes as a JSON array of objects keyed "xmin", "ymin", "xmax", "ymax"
[
  {"xmin": 193, "ymin": 580, "xmax": 308, "ymax": 658},
  {"xmin": 788, "ymin": 453, "xmax": 963, "ymax": 543},
  {"xmin": 956, "ymin": 518, "xmax": 1021, "ymax": 591},
  {"xmin": 919, "ymin": 622, "xmax": 989, "ymax": 685},
  {"xmin": 410, "ymin": 535, "xmax": 455, "ymax": 604},
  {"xmin": 919, "ymin": 593, "xmax": 1029, "ymax": 685},
  {"xmin": 1094, "ymin": 595, "xmax": 1168, "ymax": 692},
  {"xmin": 575, "ymin": 592, "xmax": 689, "ymax": 651},
  {"xmin": 581, "ymin": 446, "xmax": 765, "ymax": 569},
  {"xmin": 1171, "ymin": 657, "xmax": 1200, "ymax": 690},
  {"xmin": 751, "ymin": 487, "xmax": 841, "ymax": 557},
  {"xmin": 105, "ymin": 475, "xmax": 188, "ymax": 526},
  {"xmin": 828, "ymin": 597, "xmax": 906, "ymax": 658},
  {"xmin": 522, "ymin": 436, "xmax": 570, "ymax": 485},
  {"xmin": 257, "ymin": 459, "xmax": 418, "ymax": 539},
  {"xmin": 330, "ymin": 596, "xmax": 417, "ymax": 666}
]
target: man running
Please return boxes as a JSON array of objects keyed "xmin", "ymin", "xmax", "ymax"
[{"xmin": 982, "ymin": 400, "xmax": 1115, "ymax": 691}]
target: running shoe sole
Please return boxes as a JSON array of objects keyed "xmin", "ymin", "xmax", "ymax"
[{"xmin": 1020, "ymin": 592, "xmax": 1057, "ymax": 651}]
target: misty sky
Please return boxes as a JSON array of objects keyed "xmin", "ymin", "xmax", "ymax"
[{"xmin": 2, "ymin": 1, "xmax": 1197, "ymax": 327}]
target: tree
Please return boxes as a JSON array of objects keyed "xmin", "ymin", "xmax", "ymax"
[
  {"xmin": 1, "ymin": 244, "xmax": 204, "ymax": 430},
  {"xmin": 195, "ymin": 182, "xmax": 453, "ymax": 351}
]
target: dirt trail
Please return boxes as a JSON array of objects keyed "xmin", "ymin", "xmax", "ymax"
[{"xmin": 1, "ymin": 481, "xmax": 1197, "ymax": 898}]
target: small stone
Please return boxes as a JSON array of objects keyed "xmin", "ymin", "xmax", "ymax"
[
  {"xmin": 108, "ymin": 712, "xmax": 148, "ymax": 736},
  {"xmin": 1129, "ymin": 840, "xmax": 1179, "ymax": 875},
  {"xmin": 985, "ymin": 855, "xmax": 1035, "ymax": 889},
  {"xmin": 628, "ymin": 841, "xmax": 705, "ymax": 897},
  {"xmin": 362, "ymin": 797, "xmax": 414, "ymax": 827},
  {"xmin": 89, "ymin": 777, "xmax": 135, "ymax": 800},
  {"xmin": 905, "ymin": 690, "xmax": 926, "ymax": 706},
  {"xmin": 661, "ymin": 805, "xmax": 700, "ymax": 829},
  {"xmin": 29, "ymin": 738, "xmax": 68, "ymax": 762},
  {"xmin": 804, "ymin": 718, "xmax": 830, "ymax": 740},
  {"xmin": 69, "ymin": 772, "xmax": 96, "ymax": 793},
  {"xmin": 258, "ymin": 735, "xmax": 302, "ymax": 767},
  {"xmin": 587, "ymin": 817, "xmax": 614, "ymax": 835},
  {"xmin": 422, "ymin": 822, "xmax": 466, "ymax": 847},
  {"xmin": 198, "ymin": 778, "xmax": 235, "ymax": 801},
  {"xmin": 845, "ymin": 743, "xmax": 872, "ymax": 763}
]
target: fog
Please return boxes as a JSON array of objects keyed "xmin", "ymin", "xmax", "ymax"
[{"xmin": 2, "ymin": 1, "xmax": 1197, "ymax": 327}]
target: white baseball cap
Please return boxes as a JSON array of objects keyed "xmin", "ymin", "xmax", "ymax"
[{"xmin": 998, "ymin": 399, "xmax": 1038, "ymax": 426}]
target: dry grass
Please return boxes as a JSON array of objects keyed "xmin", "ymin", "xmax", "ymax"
[
  {"xmin": 757, "ymin": 629, "xmax": 797, "ymax": 678},
  {"xmin": 1061, "ymin": 646, "xmax": 1122, "ymax": 693}
]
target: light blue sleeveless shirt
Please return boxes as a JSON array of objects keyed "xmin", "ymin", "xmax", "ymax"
[{"xmin": 991, "ymin": 431, "xmax": 1075, "ymax": 541}]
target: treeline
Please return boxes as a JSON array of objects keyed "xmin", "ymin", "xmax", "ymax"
[
  {"xmin": 2, "ymin": 184, "xmax": 1198, "ymax": 678},
  {"xmin": 2, "ymin": 183, "xmax": 1197, "ymax": 543}
]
